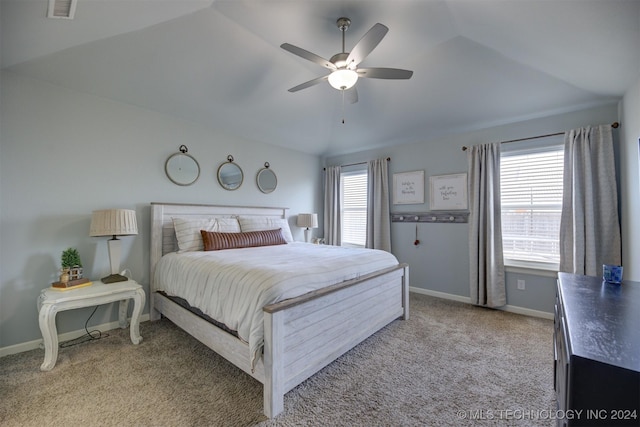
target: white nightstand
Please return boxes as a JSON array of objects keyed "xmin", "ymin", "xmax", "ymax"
[{"xmin": 37, "ymin": 279, "xmax": 145, "ymax": 371}]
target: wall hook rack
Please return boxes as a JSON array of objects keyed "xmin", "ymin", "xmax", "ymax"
[{"xmin": 391, "ymin": 212, "xmax": 469, "ymax": 224}]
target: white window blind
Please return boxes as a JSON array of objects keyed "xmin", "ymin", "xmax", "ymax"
[
  {"xmin": 500, "ymin": 145, "xmax": 564, "ymax": 267},
  {"xmin": 341, "ymin": 171, "xmax": 368, "ymax": 247}
]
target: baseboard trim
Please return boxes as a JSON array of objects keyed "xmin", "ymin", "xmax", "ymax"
[
  {"xmin": 501, "ymin": 304, "xmax": 554, "ymax": 320},
  {"xmin": 0, "ymin": 314, "xmax": 150, "ymax": 358},
  {"xmin": 409, "ymin": 287, "xmax": 553, "ymax": 320},
  {"xmin": 410, "ymin": 287, "xmax": 471, "ymax": 303}
]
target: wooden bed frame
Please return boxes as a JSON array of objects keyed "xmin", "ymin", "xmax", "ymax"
[{"xmin": 149, "ymin": 202, "xmax": 409, "ymax": 418}]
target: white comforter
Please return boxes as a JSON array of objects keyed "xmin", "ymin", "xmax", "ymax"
[{"xmin": 154, "ymin": 242, "xmax": 399, "ymax": 367}]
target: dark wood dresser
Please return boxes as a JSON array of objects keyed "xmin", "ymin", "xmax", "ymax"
[{"xmin": 554, "ymin": 272, "xmax": 640, "ymax": 426}]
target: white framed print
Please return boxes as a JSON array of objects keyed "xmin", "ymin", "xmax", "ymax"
[
  {"xmin": 429, "ymin": 173, "xmax": 468, "ymax": 210},
  {"xmin": 393, "ymin": 170, "xmax": 425, "ymax": 205}
]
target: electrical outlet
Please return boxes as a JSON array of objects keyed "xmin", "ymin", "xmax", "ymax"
[{"xmin": 517, "ymin": 279, "xmax": 526, "ymax": 290}]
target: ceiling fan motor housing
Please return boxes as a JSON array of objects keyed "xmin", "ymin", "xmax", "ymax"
[{"xmin": 330, "ymin": 52, "xmax": 350, "ymax": 68}]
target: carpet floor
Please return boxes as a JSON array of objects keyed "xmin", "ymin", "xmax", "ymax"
[{"xmin": 0, "ymin": 293, "xmax": 556, "ymax": 426}]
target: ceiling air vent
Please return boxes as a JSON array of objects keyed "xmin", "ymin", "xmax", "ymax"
[{"xmin": 47, "ymin": 0, "xmax": 77, "ymax": 19}]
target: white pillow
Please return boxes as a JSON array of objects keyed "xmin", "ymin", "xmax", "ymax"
[
  {"xmin": 214, "ymin": 217, "xmax": 241, "ymax": 233},
  {"xmin": 172, "ymin": 217, "xmax": 240, "ymax": 252},
  {"xmin": 237, "ymin": 216, "xmax": 294, "ymax": 242}
]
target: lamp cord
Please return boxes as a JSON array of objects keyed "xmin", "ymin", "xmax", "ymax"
[{"xmin": 59, "ymin": 305, "xmax": 108, "ymax": 348}]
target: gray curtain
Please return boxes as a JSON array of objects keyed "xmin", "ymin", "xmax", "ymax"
[
  {"xmin": 323, "ymin": 166, "xmax": 342, "ymax": 246},
  {"xmin": 559, "ymin": 125, "xmax": 621, "ymax": 276},
  {"xmin": 366, "ymin": 158, "xmax": 391, "ymax": 252},
  {"xmin": 467, "ymin": 142, "xmax": 506, "ymax": 307}
]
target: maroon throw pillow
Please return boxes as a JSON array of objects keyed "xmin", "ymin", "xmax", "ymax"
[{"xmin": 201, "ymin": 228, "xmax": 287, "ymax": 251}]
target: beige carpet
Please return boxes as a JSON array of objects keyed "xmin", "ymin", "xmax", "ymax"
[{"xmin": 0, "ymin": 294, "xmax": 556, "ymax": 426}]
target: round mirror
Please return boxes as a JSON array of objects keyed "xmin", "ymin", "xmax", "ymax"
[
  {"xmin": 165, "ymin": 146, "xmax": 200, "ymax": 186},
  {"xmin": 257, "ymin": 162, "xmax": 277, "ymax": 193},
  {"xmin": 217, "ymin": 156, "xmax": 244, "ymax": 190}
]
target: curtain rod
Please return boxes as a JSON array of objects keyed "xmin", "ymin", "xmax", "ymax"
[
  {"xmin": 461, "ymin": 122, "xmax": 619, "ymax": 151},
  {"xmin": 323, "ymin": 157, "xmax": 390, "ymax": 170}
]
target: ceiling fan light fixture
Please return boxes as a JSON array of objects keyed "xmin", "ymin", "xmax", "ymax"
[{"xmin": 328, "ymin": 69, "xmax": 358, "ymax": 90}]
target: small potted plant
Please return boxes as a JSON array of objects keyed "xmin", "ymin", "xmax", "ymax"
[{"xmin": 60, "ymin": 248, "xmax": 83, "ymax": 282}]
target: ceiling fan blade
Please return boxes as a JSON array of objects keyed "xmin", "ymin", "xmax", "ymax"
[
  {"xmin": 345, "ymin": 23, "xmax": 388, "ymax": 68},
  {"xmin": 280, "ymin": 43, "xmax": 337, "ymax": 71},
  {"xmin": 344, "ymin": 86, "xmax": 358, "ymax": 104},
  {"xmin": 357, "ymin": 67, "xmax": 413, "ymax": 79},
  {"xmin": 287, "ymin": 75, "xmax": 329, "ymax": 92}
]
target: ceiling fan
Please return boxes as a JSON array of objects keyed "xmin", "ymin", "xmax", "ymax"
[{"xmin": 280, "ymin": 17, "xmax": 413, "ymax": 104}]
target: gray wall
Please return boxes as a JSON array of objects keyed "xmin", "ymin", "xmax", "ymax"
[
  {"xmin": 324, "ymin": 103, "xmax": 621, "ymax": 315},
  {"xmin": 0, "ymin": 71, "xmax": 323, "ymax": 349}
]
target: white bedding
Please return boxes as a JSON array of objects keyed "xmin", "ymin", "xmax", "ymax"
[{"xmin": 154, "ymin": 242, "xmax": 399, "ymax": 367}]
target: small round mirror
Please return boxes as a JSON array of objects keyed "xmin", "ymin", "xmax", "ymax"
[
  {"xmin": 165, "ymin": 146, "xmax": 200, "ymax": 186},
  {"xmin": 217, "ymin": 155, "xmax": 244, "ymax": 191},
  {"xmin": 257, "ymin": 162, "xmax": 277, "ymax": 194}
]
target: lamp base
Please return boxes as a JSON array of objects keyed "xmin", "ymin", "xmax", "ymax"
[{"xmin": 101, "ymin": 273, "xmax": 128, "ymax": 284}]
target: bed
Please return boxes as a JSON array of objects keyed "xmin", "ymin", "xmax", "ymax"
[{"xmin": 149, "ymin": 202, "xmax": 409, "ymax": 418}]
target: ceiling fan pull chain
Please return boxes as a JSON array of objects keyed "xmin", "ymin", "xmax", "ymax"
[{"xmin": 341, "ymin": 90, "xmax": 346, "ymax": 124}]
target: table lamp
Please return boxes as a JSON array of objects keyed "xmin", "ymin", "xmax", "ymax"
[
  {"xmin": 90, "ymin": 208, "xmax": 138, "ymax": 283},
  {"xmin": 297, "ymin": 213, "xmax": 318, "ymax": 243}
]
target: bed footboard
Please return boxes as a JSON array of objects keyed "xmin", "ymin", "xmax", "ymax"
[{"xmin": 262, "ymin": 263, "xmax": 409, "ymax": 418}]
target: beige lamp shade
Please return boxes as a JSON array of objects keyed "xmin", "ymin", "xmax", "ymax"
[
  {"xmin": 90, "ymin": 209, "xmax": 138, "ymax": 237},
  {"xmin": 297, "ymin": 213, "xmax": 318, "ymax": 229}
]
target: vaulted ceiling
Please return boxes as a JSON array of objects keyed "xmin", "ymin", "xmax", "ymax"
[{"xmin": 2, "ymin": 0, "xmax": 639, "ymax": 156}]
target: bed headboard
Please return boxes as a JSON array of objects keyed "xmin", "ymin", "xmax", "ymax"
[{"xmin": 150, "ymin": 202, "xmax": 289, "ymax": 290}]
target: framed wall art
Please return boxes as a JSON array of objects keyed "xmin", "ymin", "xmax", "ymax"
[
  {"xmin": 429, "ymin": 173, "xmax": 468, "ymax": 210},
  {"xmin": 393, "ymin": 170, "xmax": 424, "ymax": 205}
]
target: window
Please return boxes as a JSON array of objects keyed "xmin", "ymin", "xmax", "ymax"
[
  {"xmin": 341, "ymin": 170, "xmax": 368, "ymax": 247},
  {"xmin": 500, "ymin": 144, "xmax": 564, "ymax": 269}
]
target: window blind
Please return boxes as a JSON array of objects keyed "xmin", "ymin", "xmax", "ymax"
[
  {"xmin": 341, "ymin": 171, "xmax": 368, "ymax": 247},
  {"xmin": 500, "ymin": 146, "xmax": 564, "ymax": 265}
]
